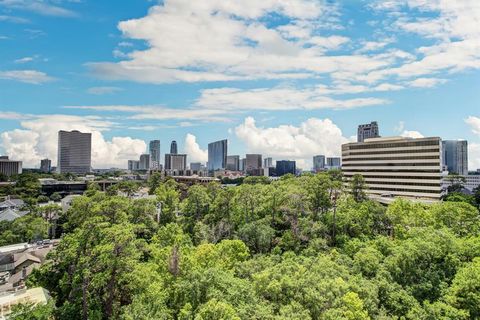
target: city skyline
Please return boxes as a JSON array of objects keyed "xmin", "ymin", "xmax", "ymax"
[{"xmin": 0, "ymin": 1, "xmax": 479, "ymax": 170}]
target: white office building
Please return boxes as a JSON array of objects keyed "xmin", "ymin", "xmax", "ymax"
[{"xmin": 342, "ymin": 136, "xmax": 443, "ymax": 203}]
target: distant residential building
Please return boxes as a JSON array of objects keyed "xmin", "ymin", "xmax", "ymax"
[
  {"xmin": 208, "ymin": 139, "xmax": 227, "ymax": 172},
  {"xmin": 190, "ymin": 162, "xmax": 202, "ymax": 171},
  {"xmin": 264, "ymin": 157, "xmax": 273, "ymax": 168},
  {"xmin": 246, "ymin": 154, "xmax": 262, "ymax": 175},
  {"xmin": 342, "ymin": 136, "xmax": 443, "ymax": 203},
  {"xmin": 0, "ymin": 156, "xmax": 22, "ymax": 177},
  {"xmin": 313, "ymin": 155, "xmax": 326, "ymax": 172},
  {"xmin": 170, "ymin": 140, "xmax": 178, "ymax": 154},
  {"xmin": 226, "ymin": 155, "xmax": 240, "ymax": 171},
  {"xmin": 442, "ymin": 140, "xmax": 468, "ymax": 175},
  {"xmin": 276, "ymin": 160, "xmax": 296, "ymax": 176},
  {"xmin": 357, "ymin": 121, "xmax": 380, "ymax": 142},
  {"xmin": 139, "ymin": 154, "xmax": 150, "ymax": 170},
  {"xmin": 40, "ymin": 159, "xmax": 51, "ymax": 173},
  {"xmin": 326, "ymin": 157, "xmax": 341, "ymax": 169},
  {"xmin": 149, "ymin": 140, "xmax": 161, "ymax": 169},
  {"xmin": 57, "ymin": 130, "xmax": 91, "ymax": 174},
  {"xmin": 128, "ymin": 160, "xmax": 140, "ymax": 171}
]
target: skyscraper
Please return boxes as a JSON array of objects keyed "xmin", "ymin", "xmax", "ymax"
[
  {"xmin": 207, "ymin": 139, "xmax": 227, "ymax": 171},
  {"xmin": 170, "ymin": 140, "xmax": 178, "ymax": 154},
  {"xmin": 326, "ymin": 157, "xmax": 341, "ymax": 169},
  {"xmin": 264, "ymin": 157, "xmax": 273, "ymax": 168},
  {"xmin": 128, "ymin": 160, "xmax": 140, "ymax": 171},
  {"xmin": 139, "ymin": 154, "xmax": 150, "ymax": 170},
  {"xmin": 40, "ymin": 159, "xmax": 51, "ymax": 173},
  {"xmin": 246, "ymin": 154, "xmax": 262, "ymax": 172},
  {"xmin": 442, "ymin": 140, "xmax": 468, "ymax": 175},
  {"xmin": 226, "ymin": 155, "xmax": 240, "ymax": 171},
  {"xmin": 190, "ymin": 162, "xmax": 202, "ymax": 171},
  {"xmin": 313, "ymin": 155, "xmax": 325, "ymax": 172},
  {"xmin": 276, "ymin": 160, "xmax": 296, "ymax": 176},
  {"xmin": 57, "ymin": 130, "xmax": 92, "ymax": 174},
  {"xmin": 149, "ymin": 140, "xmax": 160, "ymax": 169},
  {"xmin": 357, "ymin": 121, "xmax": 380, "ymax": 142}
]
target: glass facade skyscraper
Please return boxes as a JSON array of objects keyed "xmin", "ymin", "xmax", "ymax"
[
  {"xmin": 442, "ymin": 140, "xmax": 468, "ymax": 175},
  {"xmin": 170, "ymin": 140, "xmax": 178, "ymax": 154},
  {"xmin": 207, "ymin": 139, "xmax": 227, "ymax": 172},
  {"xmin": 149, "ymin": 140, "xmax": 160, "ymax": 169}
]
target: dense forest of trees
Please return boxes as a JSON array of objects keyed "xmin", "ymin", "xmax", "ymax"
[{"xmin": 7, "ymin": 172, "xmax": 480, "ymax": 319}]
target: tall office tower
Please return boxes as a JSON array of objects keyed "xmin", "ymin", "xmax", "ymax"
[
  {"xmin": 128, "ymin": 160, "xmax": 140, "ymax": 171},
  {"xmin": 226, "ymin": 155, "xmax": 240, "ymax": 171},
  {"xmin": 313, "ymin": 155, "xmax": 326, "ymax": 172},
  {"xmin": 57, "ymin": 130, "xmax": 92, "ymax": 174},
  {"xmin": 149, "ymin": 140, "xmax": 161, "ymax": 169},
  {"xmin": 190, "ymin": 162, "xmax": 202, "ymax": 171},
  {"xmin": 246, "ymin": 154, "xmax": 262, "ymax": 171},
  {"xmin": 40, "ymin": 159, "xmax": 51, "ymax": 173},
  {"xmin": 0, "ymin": 156, "xmax": 22, "ymax": 177},
  {"xmin": 166, "ymin": 154, "xmax": 187, "ymax": 171},
  {"xmin": 442, "ymin": 140, "xmax": 468, "ymax": 175},
  {"xmin": 170, "ymin": 140, "xmax": 178, "ymax": 154},
  {"xmin": 276, "ymin": 160, "xmax": 296, "ymax": 176},
  {"xmin": 342, "ymin": 136, "xmax": 443, "ymax": 203},
  {"xmin": 240, "ymin": 158, "xmax": 246, "ymax": 172},
  {"xmin": 207, "ymin": 139, "xmax": 228, "ymax": 171},
  {"xmin": 139, "ymin": 154, "xmax": 151, "ymax": 170},
  {"xmin": 326, "ymin": 157, "xmax": 341, "ymax": 169},
  {"xmin": 264, "ymin": 157, "xmax": 273, "ymax": 168},
  {"xmin": 357, "ymin": 121, "xmax": 380, "ymax": 142}
]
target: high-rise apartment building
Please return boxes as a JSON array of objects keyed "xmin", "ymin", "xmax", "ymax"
[
  {"xmin": 57, "ymin": 130, "xmax": 92, "ymax": 174},
  {"xmin": 226, "ymin": 155, "xmax": 240, "ymax": 171},
  {"xmin": 342, "ymin": 136, "xmax": 443, "ymax": 202},
  {"xmin": 149, "ymin": 140, "xmax": 161, "ymax": 169},
  {"xmin": 208, "ymin": 139, "xmax": 227, "ymax": 172},
  {"xmin": 442, "ymin": 140, "xmax": 468, "ymax": 175},
  {"xmin": 0, "ymin": 156, "xmax": 22, "ymax": 177},
  {"xmin": 276, "ymin": 160, "xmax": 296, "ymax": 176},
  {"xmin": 139, "ymin": 154, "xmax": 151, "ymax": 170},
  {"xmin": 313, "ymin": 155, "xmax": 326, "ymax": 172},
  {"xmin": 264, "ymin": 157, "xmax": 273, "ymax": 168},
  {"xmin": 326, "ymin": 157, "xmax": 341, "ymax": 169},
  {"xmin": 40, "ymin": 159, "xmax": 51, "ymax": 173},
  {"xmin": 170, "ymin": 141, "xmax": 178, "ymax": 154},
  {"xmin": 357, "ymin": 121, "xmax": 380, "ymax": 142}
]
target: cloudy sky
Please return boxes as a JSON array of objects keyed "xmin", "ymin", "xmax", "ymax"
[{"xmin": 0, "ymin": 0, "xmax": 479, "ymax": 170}]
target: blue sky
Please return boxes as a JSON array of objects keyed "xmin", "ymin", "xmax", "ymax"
[{"xmin": 0, "ymin": 0, "xmax": 479, "ymax": 169}]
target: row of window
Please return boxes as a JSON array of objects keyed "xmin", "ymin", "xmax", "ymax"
[
  {"xmin": 352, "ymin": 180, "xmax": 440, "ymax": 187},
  {"xmin": 368, "ymin": 186, "xmax": 442, "ymax": 194},
  {"xmin": 342, "ymin": 148, "xmax": 440, "ymax": 156},
  {"xmin": 344, "ymin": 139, "xmax": 440, "ymax": 150},
  {"xmin": 342, "ymin": 155, "xmax": 440, "ymax": 161},
  {"xmin": 344, "ymin": 174, "xmax": 441, "ymax": 180},
  {"xmin": 342, "ymin": 162, "xmax": 440, "ymax": 167},
  {"xmin": 344, "ymin": 169, "xmax": 441, "ymax": 173}
]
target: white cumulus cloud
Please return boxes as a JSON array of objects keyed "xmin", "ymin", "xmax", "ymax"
[
  {"xmin": 235, "ymin": 116, "xmax": 350, "ymax": 169},
  {"xmin": 183, "ymin": 133, "xmax": 208, "ymax": 164}
]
